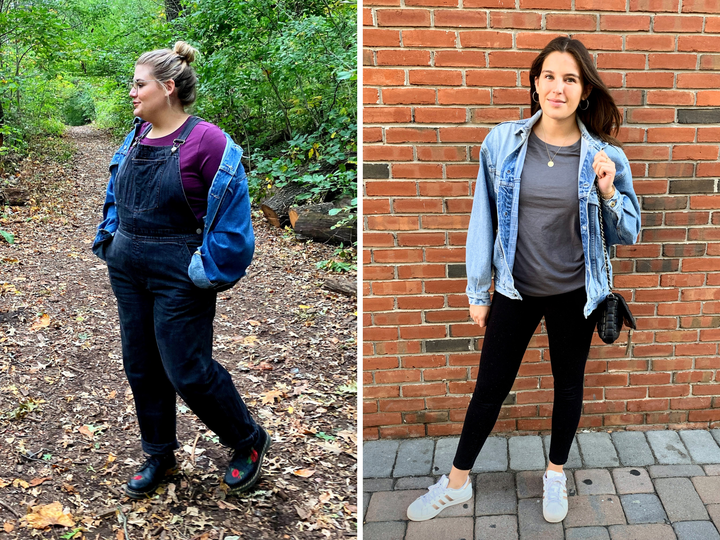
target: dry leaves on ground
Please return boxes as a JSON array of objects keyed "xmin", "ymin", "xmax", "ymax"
[{"xmin": 0, "ymin": 126, "xmax": 357, "ymax": 539}]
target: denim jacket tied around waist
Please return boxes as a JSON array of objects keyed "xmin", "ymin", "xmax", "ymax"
[
  {"xmin": 466, "ymin": 110, "xmax": 642, "ymax": 318},
  {"xmin": 93, "ymin": 119, "xmax": 255, "ymax": 291}
]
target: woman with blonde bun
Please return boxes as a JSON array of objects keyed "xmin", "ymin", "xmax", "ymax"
[{"xmin": 92, "ymin": 42, "xmax": 269, "ymax": 498}]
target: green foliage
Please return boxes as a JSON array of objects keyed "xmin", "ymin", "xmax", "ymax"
[
  {"xmin": 0, "ymin": 229, "xmax": 14, "ymax": 244},
  {"xmin": 5, "ymin": 398, "xmax": 41, "ymax": 420},
  {"xmin": 87, "ymin": 78, "xmax": 131, "ymax": 135},
  {"xmin": 63, "ymin": 84, "xmax": 97, "ymax": 126},
  {"xmin": 316, "ymin": 242, "xmax": 356, "ymax": 273},
  {"xmin": 250, "ymin": 110, "xmax": 357, "ymax": 203},
  {"xmin": 177, "ymin": 0, "xmax": 357, "ymax": 205},
  {"xmin": 0, "ymin": 0, "xmax": 357, "ymax": 217}
]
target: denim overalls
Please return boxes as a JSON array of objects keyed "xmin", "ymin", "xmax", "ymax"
[{"xmin": 105, "ymin": 116, "xmax": 259, "ymax": 455}]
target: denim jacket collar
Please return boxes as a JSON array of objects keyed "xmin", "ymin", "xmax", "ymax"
[{"xmin": 464, "ymin": 110, "xmax": 642, "ymax": 318}]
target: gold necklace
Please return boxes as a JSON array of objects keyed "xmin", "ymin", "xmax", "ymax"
[{"xmin": 539, "ymin": 124, "xmax": 572, "ymax": 168}]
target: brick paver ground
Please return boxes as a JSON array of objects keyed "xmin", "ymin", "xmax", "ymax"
[{"xmin": 363, "ymin": 429, "xmax": 720, "ymax": 539}]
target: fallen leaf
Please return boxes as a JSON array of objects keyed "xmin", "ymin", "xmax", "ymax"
[
  {"xmin": 294, "ymin": 505, "xmax": 311, "ymax": 520},
  {"xmin": 3, "ymin": 522, "xmax": 14, "ymax": 532},
  {"xmin": 30, "ymin": 314, "xmax": 50, "ymax": 331},
  {"xmin": 260, "ymin": 390, "xmax": 284, "ymax": 405},
  {"xmin": 12, "ymin": 478, "xmax": 29, "ymax": 489},
  {"xmin": 78, "ymin": 425, "xmax": 94, "ymax": 439},
  {"xmin": 292, "ymin": 468, "xmax": 315, "ymax": 478},
  {"xmin": 29, "ymin": 477, "xmax": 52, "ymax": 487},
  {"xmin": 343, "ymin": 503, "xmax": 357, "ymax": 514},
  {"xmin": 21, "ymin": 501, "xmax": 74, "ymax": 529},
  {"xmin": 259, "ymin": 362, "xmax": 273, "ymax": 371}
]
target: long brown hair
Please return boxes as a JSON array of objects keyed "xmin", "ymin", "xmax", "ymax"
[{"xmin": 529, "ymin": 36, "xmax": 622, "ymax": 147}]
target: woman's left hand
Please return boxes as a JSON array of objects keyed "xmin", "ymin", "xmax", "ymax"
[{"xmin": 593, "ymin": 150, "xmax": 616, "ymax": 197}]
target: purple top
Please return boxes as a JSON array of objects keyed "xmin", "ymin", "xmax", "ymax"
[{"xmin": 140, "ymin": 117, "xmax": 226, "ymax": 221}]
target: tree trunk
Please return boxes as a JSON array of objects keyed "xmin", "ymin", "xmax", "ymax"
[
  {"xmin": 165, "ymin": 0, "xmax": 183, "ymax": 21},
  {"xmin": 260, "ymin": 183, "xmax": 305, "ymax": 227},
  {"xmin": 288, "ymin": 201, "xmax": 356, "ymax": 244},
  {"xmin": 0, "ymin": 187, "xmax": 30, "ymax": 206},
  {"xmin": 322, "ymin": 278, "xmax": 356, "ymax": 297}
]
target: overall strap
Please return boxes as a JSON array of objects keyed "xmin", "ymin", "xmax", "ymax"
[
  {"xmin": 130, "ymin": 117, "xmax": 153, "ymax": 148},
  {"xmin": 171, "ymin": 116, "xmax": 204, "ymax": 154}
]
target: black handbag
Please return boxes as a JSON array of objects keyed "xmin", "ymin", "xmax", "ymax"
[{"xmin": 595, "ymin": 182, "xmax": 636, "ymax": 347}]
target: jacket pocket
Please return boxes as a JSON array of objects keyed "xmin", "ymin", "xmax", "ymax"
[{"xmin": 91, "ymin": 229, "xmax": 114, "ymax": 262}]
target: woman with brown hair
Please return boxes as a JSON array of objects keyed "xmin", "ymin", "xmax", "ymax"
[{"xmin": 407, "ymin": 36, "xmax": 641, "ymax": 523}]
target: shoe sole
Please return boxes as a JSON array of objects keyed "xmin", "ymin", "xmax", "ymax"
[
  {"xmin": 543, "ymin": 509, "xmax": 568, "ymax": 523},
  {"xmin": 406, "ymin": 490, "xmax": 473, "ymax": 522},
  {"xmin": 227, "ymin": 427, "xmax": 271, "ymax": 495},
  {"xmin": 124, "ymin": 466, "xmax": 179, "ymax": 499}
]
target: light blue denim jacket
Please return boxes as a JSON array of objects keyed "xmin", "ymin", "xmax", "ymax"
[
  {"xmin": 93, "ymin": 120, "xmax": 254, "ymax": 291},
  {"xmin": 466, "ymin": 110, "xmax": 641, "ymax": 318}
]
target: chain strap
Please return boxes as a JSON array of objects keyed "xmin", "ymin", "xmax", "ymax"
[
  {"xmin": 595, "ymin": 181, "xmax": 612, "ymax": 289},
  {"xmin": 596, "ymin": 180, "xmax": 634, "ymax": 354}
]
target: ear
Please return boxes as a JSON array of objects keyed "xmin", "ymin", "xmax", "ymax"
[
  {"xmin": 582, "ymin": 85, "xmax": 593, "ymax": 101},
  {"xmin": 163, "ymin": 79, "xmax": 176, "ymax": 97}
]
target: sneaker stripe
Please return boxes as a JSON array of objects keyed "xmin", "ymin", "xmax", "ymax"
[{"xmin": 445, "ymin": 494, "xmax": 454, "ymax": 502}]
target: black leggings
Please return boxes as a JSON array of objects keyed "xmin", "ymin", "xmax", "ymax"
[{"xmin": 453, "ymin": 287, "xmax": 598, "ymax": 470}]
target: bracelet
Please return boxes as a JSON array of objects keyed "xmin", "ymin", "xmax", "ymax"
[{"xmin": 600, "ymin": 186, "xmax": 616, "ymax": 200}]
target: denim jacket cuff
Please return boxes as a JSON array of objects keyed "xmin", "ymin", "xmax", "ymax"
[
  {"xmin": 600, "ymin": 186, "xmax": 620, "ymax": 208},
  {"xmin": 600, "ymin": 187, "xmax": 624, "ymax": 225},
  {"xmin": 467, "ymin": 291, "xmax": 491, "ymax": 306}
]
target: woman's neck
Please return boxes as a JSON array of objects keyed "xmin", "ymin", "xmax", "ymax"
[
  {"xmin": 534, "ymin": 113, "xmax": 581, "ymax": 145},
  {"xmin": 146, "ymin": 109, "xmax": 190, "ymax": 138}
]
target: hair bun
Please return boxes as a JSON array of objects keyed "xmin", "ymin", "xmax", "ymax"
[{"xmin": 173, "ymin": 41, "xmax": 198, "ymax": 64}]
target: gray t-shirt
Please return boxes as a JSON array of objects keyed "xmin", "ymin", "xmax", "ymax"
[{"xmin": 512, "ymin": 130, "xmax": 585, "ymax": 297}]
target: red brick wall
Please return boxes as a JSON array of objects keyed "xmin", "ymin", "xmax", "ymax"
[{"xmin": 362, "ymin": 1, "xmax": 720, "ymax": 440}]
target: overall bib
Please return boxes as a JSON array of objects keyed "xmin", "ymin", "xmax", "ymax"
[{"xmin": 105, "ymin": 116, "xmax": 259, "ymax": 455}]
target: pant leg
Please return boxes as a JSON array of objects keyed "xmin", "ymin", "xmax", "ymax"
[
  {"xmin": 544, "ymin": 287, "xmax": 598, "ymax": 466},
  {"xmin": 107, "ymin": 236, "xmax": 180, "ymax": 455},
  {"xmin": 149, "ymin": 242, "xmax": 259, "ymax": 452},
  {"xmin": 453, "ymin": 292, "xmax": 544, "ymax": 470}
]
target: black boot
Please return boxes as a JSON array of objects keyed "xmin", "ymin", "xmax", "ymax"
[
  {"xmin": 224, "ymin": 426, "xmax": 271, "ymax": 493},
  {"xmin": 124, "ymin": 453, "xmax": 177, "ymax": 499}
]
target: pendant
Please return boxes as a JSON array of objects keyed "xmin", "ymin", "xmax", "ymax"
[{"xmin": 548, "ymin": 161, "xmax": 554, "ymax": 167}]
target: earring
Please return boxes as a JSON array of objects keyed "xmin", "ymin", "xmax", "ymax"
[
  {"xmin": 532, "ymin": 91, "xmax": 539, "ymax": 103},
  {"xmin": 580, "ymin": 99, "xmax": 590, "ymax": 111}
]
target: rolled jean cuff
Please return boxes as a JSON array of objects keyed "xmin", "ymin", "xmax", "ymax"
[
  {"xmin": 141, "ymin": 438, "xmax": 180, "ymax": 456},
  {"xmin": 224, "ymin": 424, "xmax": 260, "ymax": 453}
]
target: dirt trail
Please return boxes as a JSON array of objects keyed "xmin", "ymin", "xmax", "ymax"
[{"xmin": 0, "ymin": 126, "xmax": 357, "ymax": 539}]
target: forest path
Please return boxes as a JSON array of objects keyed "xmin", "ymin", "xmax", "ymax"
[{"xmin": 0, "ymin": 125, "xmax": 357, "ymax": 538}]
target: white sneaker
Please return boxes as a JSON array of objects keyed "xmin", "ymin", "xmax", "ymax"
[
  {"xmin": 406, "ymin": 475, "xmax": 473, "ymax": 521},
  {"xmin": 543, "ymin": 470, "xmax": 568, "ymax": 523}
]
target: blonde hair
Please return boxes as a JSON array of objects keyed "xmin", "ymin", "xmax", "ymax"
[{"xmin": 137, "ymin": 41, "xmax": 199, "ymax": 107}]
